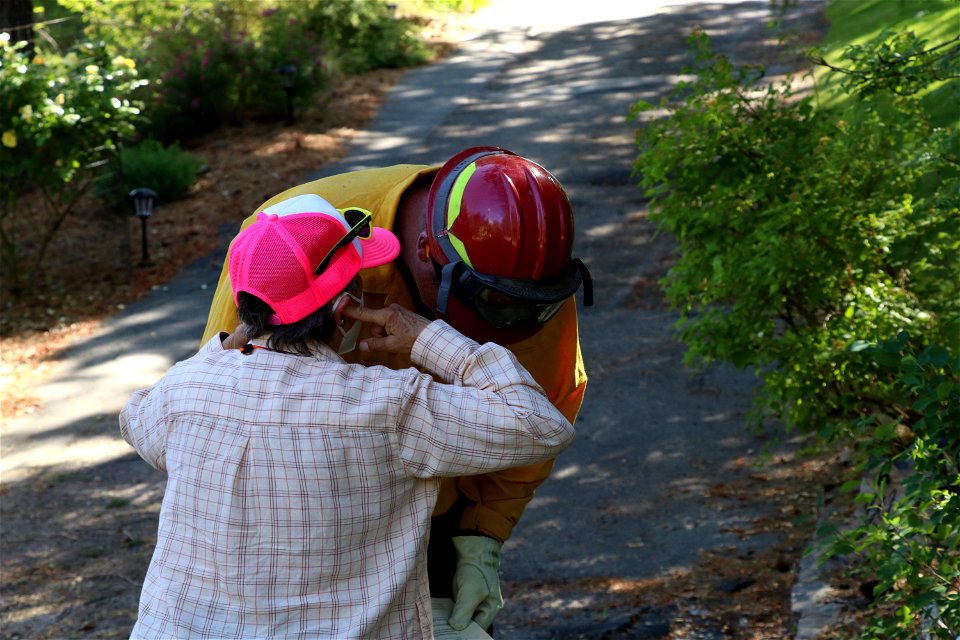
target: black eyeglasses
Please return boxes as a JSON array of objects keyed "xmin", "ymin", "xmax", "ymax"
[{"xmin": 314, "ymin": 207, "xmax": 373, "ymax": 275}]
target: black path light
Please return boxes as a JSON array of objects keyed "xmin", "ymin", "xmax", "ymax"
[
  {"xmin": 277, "ymin": 64, "xmax": 298, "ymax": 126},
  {"xmin": 129, "ymin": 187, "xmax": 157, "ymax": 266}
]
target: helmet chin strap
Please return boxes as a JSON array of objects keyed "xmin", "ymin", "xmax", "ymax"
[
  {"xmin": 436, "ymin": 261, "xmax": 460, "ymax": 315},
  {"xmin": 574, "ymin": 258, "xmax": 594, "ymax": 307}
]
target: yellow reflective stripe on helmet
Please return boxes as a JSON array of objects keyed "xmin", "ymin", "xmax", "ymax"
[
  {"xmin": 445, "ymin": 161, "xmax": 478, "ymax": 267},
  {"xmin": 446, "ymin": 231, "xmax": 474, "ymax": 269},
  {"xmin": 447, "ymin": 161, "xmax": 478, "ymax": 230}
]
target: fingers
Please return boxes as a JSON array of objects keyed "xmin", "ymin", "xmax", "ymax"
[
  {"xmin": 448, "ymin": 567, "xmax": 487, "ymax": 630},
  {"xmin": 358, "ymin": 334, "xmax": 406, "ymax": 354},
  {"xmin": 340, "ymin": 304, "xmax": 388, "ymax": 325},
  {"xmin": 447, "ymin": 601, "xmax": 480, "ymax": 631},
  {"xmin": 472, "ymin": 598, "xmax": 502, "ymax": 631},
  {"xmin": 342, "ymin": 304, "xmax": 431, "ymax": 356}
]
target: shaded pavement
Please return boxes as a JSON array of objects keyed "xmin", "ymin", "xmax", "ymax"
[{"xmin": 1, "ymin": 2, "xmax": 837, "ymax": 638}]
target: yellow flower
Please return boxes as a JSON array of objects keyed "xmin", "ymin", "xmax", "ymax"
[
  {"xmin": 20, "ymin": 105, "xmax": 33, "ymax": 121},
  {"xmin": 112, "ymin": 56, "xmax": 136, "ymax": 70},
  {"xmin": 2, "ymin": 130, "xmax": 17, "ymax": 149},
  {"xmin": 55, "ymin": 93, "xmax": 65, "ymax": 105},
  {"xmin": 85, "ymin": 64, "xmax": 99, "ymax": 75},
  {"xmin": 32, "ymin": 55, "xmax": 44, "ymax": 65}
]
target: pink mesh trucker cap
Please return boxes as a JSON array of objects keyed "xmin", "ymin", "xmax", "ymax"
[{"xmin": 228, "ymin": 194, "xmax": 400, "ymax": 325}]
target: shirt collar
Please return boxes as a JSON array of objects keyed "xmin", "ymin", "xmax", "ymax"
[{"xmin": 213, "ymin": 332, "xmax": 344, "ymax": 362}]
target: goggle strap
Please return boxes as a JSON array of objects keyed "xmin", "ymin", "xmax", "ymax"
[
  {"xmin": 574, "ymin": 258, "xmax": 594, "ymax": 307},
  {"xmin": 456, "ymin": 264, "xmax": 486, "ymax": 302},
  {"xmin": 436, "ymin": 261, "xmax": 459, "ymax": 315}
]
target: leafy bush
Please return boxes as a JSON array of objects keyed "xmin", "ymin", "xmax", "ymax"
[
  {"xmin": 629, "ymin": 30, "xmax": 959, "ymax": 433},
  {"xmin": 822, "ymin": 333, "xmax": 959, "ymax": 638},
  {"xmin": 254, "ymin": 5, "xmax": 330, "ymax": 118},
  {"xmin": 97, "ymin": 140, "xmax": 203, "ymax": 207},
  {"xmin": 144, "ymin": 16, "xmax": 261, "ymax": 139},
  {"xmin": 0, "ymin": 34, "xmax": 147, "ymax": 296},
  {"xmin": 295, "ymin": 0, "xmax": 431, "ymax": 75},
  {"xmin": 52, "ymin": 0, "xmax": 432, "ymax": 139},
  {"xmin": 142, "ymin": 3, "xmax": 332, "ymax": 137},
  {"xmin": 629, "ymin": 26, "xmax": 959, "ymax": 640},
  {"xmin": 421, "ymin": 0, "xmax": 489, "ymax": 11}
]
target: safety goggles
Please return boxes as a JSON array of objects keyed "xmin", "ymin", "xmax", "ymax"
[
  {"xmin": 314, "ymin": 207, "xmax": 373, "ymax": 275},
  {"xmin": 435, "ymin": 258, "xmax": 593, "ymax": 329}
]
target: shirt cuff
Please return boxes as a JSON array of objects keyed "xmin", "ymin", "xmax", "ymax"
[{"xmin": 410, "ymin": 320, "xmax": 479, "ymax": 383}]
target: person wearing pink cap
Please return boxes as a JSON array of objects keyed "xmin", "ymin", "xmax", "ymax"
[
  {"xmin": 202, "ymin": 148, "xmax": 591, "ymax": 632},
  {"xmin": 120, "ymin": 194, "xmax": 575, "ymax": 639}
]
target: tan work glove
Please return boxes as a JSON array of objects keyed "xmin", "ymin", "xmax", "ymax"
[{"xmin": 448, "ymin": 535, "xmax": 504, "ymax": 631}]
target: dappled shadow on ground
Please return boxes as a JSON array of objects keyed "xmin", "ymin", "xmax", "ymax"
[
  {"xmin": 498, "ymin": 442, "xmax": 837, "ymax": 639},
  {"xmin": 418, "ymin": 3, "xmax": 833, "ymax": 637},
  {"xmin": 0, "ymin": 453, "xmax": 165, "ymax": 639},
  {"xmin": 0, "ymin": 410, "xmax": 833, "ymax": 640},
  {"xmin": 0, "ymin": 2, "xmax": 836, "ymax": 638}
]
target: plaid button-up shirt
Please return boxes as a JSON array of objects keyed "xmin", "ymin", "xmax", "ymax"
[{"xmin": 120, "ymin": 320, "xmax": 573, "ymax": 639}]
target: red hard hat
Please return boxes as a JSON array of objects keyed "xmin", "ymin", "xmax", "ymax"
[
  {"xmin": 426, "ymin": 147, "xmax": 592, "ymax": 327},
  {"xmin": 426, "ymin": 147, "xmax": 574, "ymax": 280}
]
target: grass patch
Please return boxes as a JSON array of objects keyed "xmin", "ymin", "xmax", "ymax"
[{"xmin": 814, "ymin": 0, "xmax": 959, "ymax": 126}]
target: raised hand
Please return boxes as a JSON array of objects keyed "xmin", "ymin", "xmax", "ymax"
[{"xmin": 340, "ymin": 303, "xmax": 432, "ymax": 356}]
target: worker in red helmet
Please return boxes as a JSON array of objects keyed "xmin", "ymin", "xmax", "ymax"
[{"xmin": 201, "ymin": 147, "xmax": 591, "ymax": 633}]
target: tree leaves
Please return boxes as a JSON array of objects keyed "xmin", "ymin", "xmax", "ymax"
[{"xmin": 630, "ymin": 27, "xmax": 960, "ymax": 638}]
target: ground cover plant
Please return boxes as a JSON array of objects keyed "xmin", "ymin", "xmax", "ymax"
[{"xmin": 629, "ymin": 0, "xmax": 959, "ymax": 636}]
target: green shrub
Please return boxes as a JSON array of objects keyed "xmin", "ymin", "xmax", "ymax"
[
  {"xmin": 629, "ymin": 25, "xmax": 959, "ymax": 640},
  {"xmin": 45, "ymin": 0, "xmax": 440, "ymax": 139},
  {"xmin": 142, "ymin": 3, "xmax": 331, "ymax": 137},
  {"xmin": 420, "ymin": 0, "xmax": 489, "ymax": 11},
  {"xmin": 810, "ymin": 0, "xmax": 959, "ymax": 129},
  {"xmin": 253, "ymin": 5, "xmax": 331, "ymax": 119},
  {"xmin": 821, "ymin": 333, "xmax": 959, "ymax": 638},
  {"xmin": 0, "ymin": 34, "xmax": 147, "ymax": 296},
  {"xmin": 135, "ymin": 1, "xmax": 328, "ymax": 140},
  {"xmin": 144, "ymin": 17, "xmax": 260, "ymax": 139},
  {"xmin": 628, "ymin": 30, "xmax": 959, "ymax": 433},
  {"xmin": 97, "ymin": 140, "xmax": 203, "ymax": 207},
  {"xmin": 53, "ymin": 1, "xmax": 264, "ymax": 138},
  {"xmin": 297, "ymin": 0, "xmax": 431, "ymax": 75}
]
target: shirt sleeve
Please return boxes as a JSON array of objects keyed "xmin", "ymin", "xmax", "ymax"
[
  {"xmin": 119, "ymin": 382, "xmax": 170, "ymax": 472},
  {"xmin": 392, "ymin": 321, "xmax": 575, "ymax": 479},
  {"xmin": 451, "ymin": 372, "xmax": 586, "ymax": 540},
  {"xmin": 122, "ymin": 337, "xmax": 230, "ymax": 471},
  {"xmin": 449, "ymin": 300, "xmax": 588, "ymax": 541}
]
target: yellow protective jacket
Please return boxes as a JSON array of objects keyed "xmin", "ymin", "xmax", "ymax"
[{"xmin": 200, "ymin": 164, "xmax": 588, "ymax": 542}]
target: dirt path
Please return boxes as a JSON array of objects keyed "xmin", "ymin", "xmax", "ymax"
[{"xmin": 0, "ymin": 2, "xmax": 840, "ymax": 638}]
